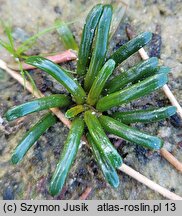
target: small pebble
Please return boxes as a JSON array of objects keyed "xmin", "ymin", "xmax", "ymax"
[
  {"xmin": 54, "ymin": 5, "xmax": 62, "ymax": 14},
  {"xmin": 3, "ymin": 186, "xmax": 14, "ymax": 200},
  {"xmin": 12, "ymin": 27, "xmax": 30, "ymax": 42},
  {"xmin": 170, "ymin": 113, "xmax": 182, "ymax": 128}
]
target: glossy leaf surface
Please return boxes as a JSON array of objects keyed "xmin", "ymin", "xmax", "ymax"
[
  {"xmin": 112, "ymin": 106, "xmax": 176, "ymax": 124},
  {"xmin": 5, "ymin": 94, "xmax": 71, "ymax": 121},
  {"xmin": 87, "ymin": 133, "xmax": 119, "ymax": 188},
  {"xmin": 105, "ymin": 57, "xmax": 158, "ymax": 94},
  {"xmin": 110, "ymin": 32, "xmax": 152, "ymax": 66},
  {"xmin": 96, "ymin": 73, "xmax": 168, "ymax": 112},
  {"xmin": 25, "ymin": 56, "xmax": 86, "ymax": 104},
  {"xmin": 153, "ymin": 66, "xmax": 171, "ymax": 75},
  {"xmin": 77, "ymin": 4, "xmax": 103, "ymax": 75},
  {"xmin": 11, "ymin": 113, "xmax": 57, "ymax": 164},
  {"xmin": 84, "ymin": 5, "xmax": 113, "ymax": 91},
  {"xmin": 65, "ymin": 105, "xmax": 85, "ymax": 118},
  {"xmin": 49, "ymin": 117, "xmax": 84, "ymax": 196},
  {"xmin": 87, "ymin": 59, "xmax": 115, "ymax": 105},
  {"xmin": 99, "ymin": 115, "xmax": 163, "ymax": 150},
  {"xmin": 84, "ymin": 110, "xmax": 122, "ymax": 168}
]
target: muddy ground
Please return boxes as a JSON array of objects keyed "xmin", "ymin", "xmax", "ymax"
[{"xmin": 0, "ymin": 0, "xmax": 182, "ymax": 200}]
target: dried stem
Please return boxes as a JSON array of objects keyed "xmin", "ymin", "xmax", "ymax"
[
  {"xmin": 162, "ymin": 84, "xmax": 182, "ymax": 119},
  {"xmin": 1, "ymin": 59, "xmax": 182, "ymax": 200},
  {"xmin": 160, "ymin": 148, "xmax": 182, "ymax": 172},
  {"xmin": 9, "ymin": 50, "xmax": 77, "ymax": 71},
  {"xmin": 79, "ymin": 187, "xmax": 92, "ymax": 200},
  {"xmin": 119, "ymin": 164, "xmax": 182, "ymax": 200},
  {"xmin": 126, "ymin": 25, "xmax": 182, "ymax": 173}
]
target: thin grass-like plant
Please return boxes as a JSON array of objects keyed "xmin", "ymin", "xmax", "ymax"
[
  {"xmin": 55, "ymin": 19, "xmax": 79, "ymax": 51},
  {"xmin": 0, "ymin": 20, "xmax": 78, "ymax": 93},
  {"xmin": 5, "ymin": 4, "xmax": 177, "ymax": 196}
]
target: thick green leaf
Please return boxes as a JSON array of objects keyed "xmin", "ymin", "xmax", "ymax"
[
  {"xmin": 99, "ymin": 115, "xmax": 163, "ymax": 150},
  {"xmin": 11, "ymin": 113, "xmax": 57, "ymax": 164},
  {"xmin": 49, "ymin": 117, "xmax": 84, "ymax": 196},
  {"xmin": 55, "ymin": 19, "xmax": 78, "ymax": 51},
  {"xmin": 25, "ymin": 56, "xmax": 86, "ymax": 104},
  {"xmin": 87, "ymin": 59, "xmax": 115, "ymax": 105},
  {"xmin": 112, "ymin": 106, "xmax": 176, "ymax": 124},
  {"xmin": 77, "ymin": 4, "xmax": 103, "ymax": 76},
  {"xmin": 105, "ymin": 57, "xmax": 158, "ymax": 94},
  {"xmin": 109, "ymin": 32, "xmax": 152, "ymax": 66},
  {"xmin": 84, "ymin": 5, "xmax": 113, "ymax": 91},
  {"xmin": 87, "ymin": 133, "xmax": 119, "ymax": 188},
  {"xmin": 96, "ymin": 73, "xmax": 168, "ymax": 112},
  {"xmin": 84, "ymin": 110, "xmax": 122, "ymax": 168},
  {"xmin": 153, "ymin": 66, "xmax": 171, "ymax": 75},
  {"xmin": 5, "ymin": 94, "xmax": 70, "ymax": 121},
  {"xmin": 65, "ymin": 105, "xmax": 85, "ymax": 118}
]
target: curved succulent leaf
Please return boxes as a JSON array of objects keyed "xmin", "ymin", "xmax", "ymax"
[
  {"xmin": 84, "ymin": 5, "xmax": 113, "ymax": 91},
  {"xmin": 105, "ymin": 57, "xmax": 158, "ymax": 94},
  {"xmin": 5, "ymin": 94, "xmax": 71, "ymax": 121},
  {"xmin": 49, "ymin": 117, "xmax": 84, "ymax": 196},
  {"xmin": 99, "ymin": 115, "xmax": 163, "ymax": 150},
  {"xmin": 65, "ymin": 105, "xmax": 85, "ymax": 118},
  {"xmin": 84, "ymin": 110, "xmax": 122, "ymax": 168},
  {"xmin": 87, "ymin": 133, "xmax": 119, "ymax": 188},
  {"xmin": 96, "ymin": 73, "xmax": 168, "ymax": 112},
  {"xmin": 112, "ymin": 106, "xmax": 176, "ymax": 124},
  {"xmin": 25, "ymin": 56, "xmax": 86, "ymax": 104},
  {"xmin": 109, "ymin": 32, "xmax": 152, "ymax": 66},
  {"xmin": 77, "ymin": 4, "xmax": 103, "ymax": 76},
  {"xmin": 87, "ymin": 59, "xmax": 115, "ymax": 105},
  {"xmin": 11, "ymin": 113, "xmax": 57, "ymax": 164},
  {"xmin": 153, "ymin": 66, "xmax": 171, "ymax": 75}
]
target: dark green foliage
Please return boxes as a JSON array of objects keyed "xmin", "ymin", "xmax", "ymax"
[
  {"xmin": 84, "ymin": 110, "xmax": 122, "ymax": 168},
  {"xmin": 84, "ymin": 5, "xmax": 113, "ymax": 91},
  {"xmin": 5, "ymin": 3, "xmax": 176, "ymax": 196},
  {"xmin": 112, "ymin": 106, "xmax": 176, "ymax": 124},
  {"xmin": 5, "ymin": 94, "xmax": 71, "ymax": 121},
  {"xmin": 109, "ymin": 32, "xmax": 152, "ymax": 66},
  {"xmin": 87, "ymin": 59, "xmax": 115, "ymax": 105},
  {"xmin": 96, "ymin": 73, "xmax": 168, "ymax": 112},
  {"xmin": 49, "ymin": 117, "xmax": 84, "ymax": 196},
  {"xmin": 25, "ymin": 56, "xmax": 86, "ymax": 104},
  {"xmin": 87, "ymin": 133, "xmax": 119, "ymax": 188},
  {"xmin": 105, "ymin": 57, "xmax": 158, "ymax": 94},
  {"xmin": 77, "ymin": 4, "xmax": 103, "ymax": 76},
  {"xmin": 11, "ymin": 113, "xmax": 57, "ymax": 164},
  {"xmin": 99, "ymin": 115, "xmax": 163, "ymax": 150}
]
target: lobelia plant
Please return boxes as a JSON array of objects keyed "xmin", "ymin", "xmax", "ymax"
[{"xmin": 5, "ymin": 4, "xmax": 177, "ymax": 196}]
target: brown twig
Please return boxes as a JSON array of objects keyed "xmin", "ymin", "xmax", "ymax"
[
  {"xmin": 126, "ymin": 24, "xmax": 182, "ymax": 173},
  {"xmin": 119, "ymin": 164, "xmax": 182, "ymax": 200},
  {"xmin": 160, "ymin": 148, "xmax": 182, "ymax": 172},
  {"xmin": 79, "ymin": 187, "xmax": 92, "ymax": 200},
  {"xmin": 9, "ymin": 50, "xmax": 77, "ymax": 71},
  {"xmin": 1, "ymin": 59, "xmax": 182, "ymax": 200}
]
